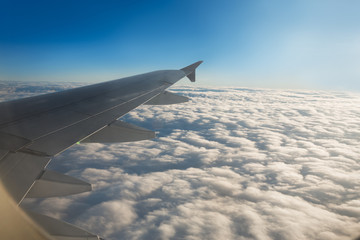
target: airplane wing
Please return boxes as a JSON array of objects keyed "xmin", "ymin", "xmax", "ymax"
[{"xmin": 0, "ymin": 61, "xmax": 203, "ymax": 240}]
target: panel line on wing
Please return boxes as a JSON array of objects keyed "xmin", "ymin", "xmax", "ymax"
[{"xmin": 24, "ymin": 85, "xmax": 168, "ymax": 156}]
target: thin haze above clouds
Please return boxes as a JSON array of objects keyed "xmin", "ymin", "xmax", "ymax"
[{"xmin": 2, "ymin": 82, "xmax": 360, "ymax": 240}]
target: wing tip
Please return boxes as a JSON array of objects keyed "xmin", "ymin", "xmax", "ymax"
[{"xmin": 181, "ymin": 61, "xmax": 203, "ymax": 82}]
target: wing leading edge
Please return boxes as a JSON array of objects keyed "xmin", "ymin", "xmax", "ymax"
[{"xmin": 0, "ymin": 61, "xmax": 202, "ymax": 239}]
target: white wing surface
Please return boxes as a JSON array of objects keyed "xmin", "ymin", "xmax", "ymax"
[{"xmin": 0, "ymin": 61, "xmax": 202, "ymax": 239}]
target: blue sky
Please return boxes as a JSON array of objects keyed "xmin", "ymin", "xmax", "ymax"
[{"xmin": 1, "ymin": 0, "xmax": 360, "ymax": 91}]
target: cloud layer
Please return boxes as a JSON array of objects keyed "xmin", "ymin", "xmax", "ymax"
[{"xmin": 3, "ymin": 82, "xmax": 360, "ymax": 239}]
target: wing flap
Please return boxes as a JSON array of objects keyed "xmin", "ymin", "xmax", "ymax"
[
  {"xmin": 26, "ymin": 170, "xmax": 91, "ymax": 198},
  {"xmin": 144, "ymin": 91, "xmax": 189, "ymax": 105},
  {"xmin": 82, "ymin": 120, "xmax": 155, "ymax": 143}
]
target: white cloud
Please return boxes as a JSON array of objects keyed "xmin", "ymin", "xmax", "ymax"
[
  {"xmin": 5, "ymin": 83, "xmax": 360, "ymax": 239},
  {"xmin": 76, "ymin": 200, "xmax": 137, "ymax": 237}
]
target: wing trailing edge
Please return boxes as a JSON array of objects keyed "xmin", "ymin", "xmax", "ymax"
[
  {"xmin": 145, "ymin": 91, "xmax": 189, "ymax": 105},
  {"xmin": 26, "ymin": 170, "xmax": 91, "ymax": 198},
  {"xmin": 81, "ymin": 120, "xmax": 155, "ymax": 143}
]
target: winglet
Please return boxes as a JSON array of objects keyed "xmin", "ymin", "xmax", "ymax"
[{"xmin": 181, "ymin": 61, "xmax": 203, "ymax": 82}]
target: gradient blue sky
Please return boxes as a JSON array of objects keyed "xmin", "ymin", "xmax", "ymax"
[{"xmin": 1, "ymin": 0, "xmax": 360, "ymax": 91}]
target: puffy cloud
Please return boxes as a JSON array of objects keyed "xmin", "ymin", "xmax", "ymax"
[
  {"xmin": 76, "ymin": 200, "xmax": 137, "ymax": 237},
  {"xmin": 3, "ymin": 82, "xmax": 360, "ymax": 239}
]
